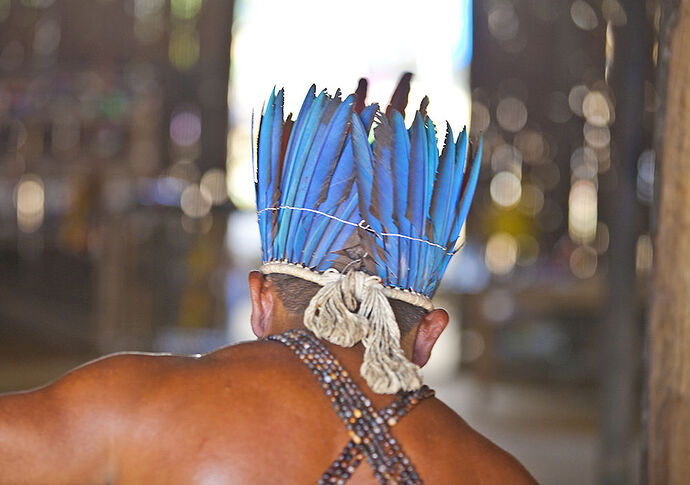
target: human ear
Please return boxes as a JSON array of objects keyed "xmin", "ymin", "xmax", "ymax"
[
  {"xmin": 248, "ymin": 271, "xmax": 273, "ymax": 338},
  {"xmin": 411, "ymin": 309, "xmax": 449, "ymax": 367}
]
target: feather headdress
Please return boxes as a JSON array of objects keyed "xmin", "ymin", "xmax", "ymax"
[{"xmin": 255, "ymin": 74, "xmax": 482, "ymax": 393}]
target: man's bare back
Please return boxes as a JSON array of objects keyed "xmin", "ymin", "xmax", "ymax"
[
  {"xmin": 1, "ymin": 76, "xmax": 539, "ymax": 483},
  {"xmin": 0, "ymin": 336, "xmax": 535, "ymax": 484}
]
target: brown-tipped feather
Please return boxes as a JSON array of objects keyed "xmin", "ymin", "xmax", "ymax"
[
  {"xmin": 270, "ymin": 113, "xmax": 293, "ymax": 240},
  {"xmin": 419, "ymin": 96, "xmax": 429, "ymax": 119},
  {"xmin": 354, "ymin": 78, "xmax": 368, "ymax": 114},
  {"xmin": 385, "ymin": 72, "xmax": 413, "ymax": 118}
]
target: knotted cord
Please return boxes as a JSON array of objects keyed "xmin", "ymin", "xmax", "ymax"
[{"xmin": 260, "ymin": 261, "xmax": 431, "ymax": 393}]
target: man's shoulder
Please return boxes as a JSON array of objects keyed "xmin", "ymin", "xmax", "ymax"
[
  {"xmin": 413, "ymin": 398, "xmax": 538, "ymax": 483},
  {"xmin": 52, "ymin": 339, "xmax": 310, "ymax": 409},
  {"xmin": 67, "ymin": 339, "xmax": 272, "ymax": 373},
  {"xmin": 31, "ymin": 341, "xmax": 246, "ymax": 404},
  {"xmin": 45, "ymin": 337, "xmax": 300, "ymax": 394}
]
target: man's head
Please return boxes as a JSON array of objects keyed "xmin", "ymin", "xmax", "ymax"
[
  {"xmin": 251, "ymin": 77, "xmax": 481, "ymax": 392},
  {"xmin": 248, "ymin": 271, "xmax": 448, "ymax": 367}
]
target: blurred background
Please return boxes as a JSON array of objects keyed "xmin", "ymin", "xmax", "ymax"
[{"xmin": 0, "ymin": 0, "xmax": 658, "ymax": 483}]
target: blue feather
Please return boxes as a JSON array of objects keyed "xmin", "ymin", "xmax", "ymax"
[
  {"xmin": 405, "ymin": 112, "xmax": 427, "ymax": 236},
  {"xmin": 418, "ymin": 117, "xmax": 439, "ymax": 286},
  {"xmin": 430, "ymin": 123, "xmax": 456, "ymax": 243},
  {"xmin": 310, "ymin": 186, "xmax": 358, "ymax": 270},
  {"xmin": 371, "ymin": 118, "xmax": 395, "ymax": 231},
  {"xmin": 288, "ymin": 94, "xmax": 355, "ymax": 260},
  {"xmin": 370, "ymin": 116, "xmax": 397, "ymax": 281},
  {"xmin": 301, "ymin": 105, "xmax": 374, "ymax": 267},
  {"xmin": 422, "ymin": 123, "xmax": 456, "ymax": 290},
  {"xmin": 274, "ymin": 88, "xmax": 328, "ymax": 256},
  {"xmin": 256, "ymin": 88, "xmax": 283, "ymax": 260},
  {"xmin": 254, "ymin": 82, "xmax": 483, "ymax": 299},
  {"xmin": 283, "ymin": 93, "xmax": 342, "ymax": 256},
  {"xmin": 268, "ymin": 89, "xmax": 286, "ymax": 252},
  {"xmin": 405, "ymin": 112, "xmax": 428, "ymax": 288},
  {"xmin": 425, "ymin": 137, "xmax": 483, "ymax": 295},
  {"xmin": 451, "ymin": 137, "xmax": 482, "ymax": 245},
  {"xmin": 360, "ymin": 103, "xmax": 378, "ymax": 133},
  {"xmin": 388, "ymin": 111, "xmax": 412, "ymax": 288},
  {"xmin": 423, "ymin": 118, "xmax": 439, "ymax": 217},
  {"xmin": 445, "ymin": 128, "xmax": 468, "ymax": 246},
  {"xmin": 351, "ymin": 111, "xmax": 377, "ymax": 233}
]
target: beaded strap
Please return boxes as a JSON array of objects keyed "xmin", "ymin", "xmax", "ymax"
[
  {"xmin": 268, "ymin": 328, "xmax": 435, "ymax": 485},
  {"xmin": 319, "ymin": 389, "xmax": 433, "ymax": 485}
]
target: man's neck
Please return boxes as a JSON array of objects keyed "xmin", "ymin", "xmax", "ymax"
[{"xmin": 264, "ymin": 315, "xmax": 416, "ymax": 362}]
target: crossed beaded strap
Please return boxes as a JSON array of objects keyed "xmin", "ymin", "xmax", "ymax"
[
  {"xmin": 268, "ymin": 329, "xmax": 435, "ymax": 485},
  {"xmin": 319, "ymin": 387, "xmax": 434, "ymax": 485}
]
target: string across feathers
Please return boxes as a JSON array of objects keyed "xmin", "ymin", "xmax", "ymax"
[
  {"xmin": 255, "ymin": 75, "xmax": 482, "ymax": 298},
  {"xmin": 255, "ymin": 74, "xmax": 482, "ymax": 394}
]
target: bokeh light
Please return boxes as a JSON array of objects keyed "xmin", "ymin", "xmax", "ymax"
[
  {"xmin": 636, "ymin": 234, "xmax": 653, "ymax": 274},
  {"xmin": 570, "ymin": 245, "xmax": 598, "ymax": 279},
  {"xmin": 180, "ymin": 184, "xmax": 212, "ymax": 218},
  {"xmin": 514, "ymin": 130, "xmax": 545, "ymax": 164},
  {"xmin": 170, "ymin": 109, "xmax": 202, "ymax": 147},
  {"xmin": 637, "ymin": 149, "xmax": 655, "ymax": 204},
  {"xmin": 490, "ymin": 171, "xmax": 522, "ymax": 209},
  {"xmin": 33, "ymin": 18, "xmax": 61, "ymax": 56},
  {"xmin": 171, "ymin": 0, "xmax": 203, "ymax": 19},
  {"xmin": 168, "ymin": 25, "xmax": 200, "ymax": 70},
  {"xmin": 488, "ymin": 0, "xmax": 519, "ymax": 41},
  {"xmin": 135, "ymin": 17, "xmax": 164, "ymax": 45},
  {"xmin": 568, "ymin": 84, "xmax": 589, "ymax": 117},
  {"xmin": 602, "ymin": 0, "xmax": 627, "ymax": 26},
  {"xmin": 570, "ymin": 146, "xmax": 598, "ymax": 180},
  {"xmin": 569, "ymin": 179, "xmax": 598, "ymax": 244},
  {"xmin": 470, "ymin": 101, "xmax": 490, "ymax": 133},
  {"xmin": 132, "ymin": 0, "xmax": 165, "ymax": 44},
  {"xmin": 181, "ymin": 213, "xmax": 213, "ymax": 235},
  {"xmin": 200, "ymin": 168, "xmax": 228, "ymax": 206},
  {"xmin": 15, "ymin": 174, "xmax": 45, "ymax": 233},
  {"xmin": 132, "ymin": 0, "xmax": 165, "ymax": 18},
  {"xmin": 491, "ymin": 143, "xmax": 522, "ymax": 175},
  {"xmin": 582, "ymin": 91, "xmax": 611, "ymax": 127},
  {"xmin": 169, "ymin": 159, "xmax": 200, "ymax": 183},
  {"xmin": 496, "ymin": 96, "xmax": 528, "ymax": 132},
  {"xmin": 570, "ymin": 0, "xmax": 598, "ymax": 31},
  {"xmin": 583, "ymin": 123, "xmax": 611, "ymax": 148},
  {"xmin": 485, "ymin": 232, "xmax": 518, "ymax": 275}
]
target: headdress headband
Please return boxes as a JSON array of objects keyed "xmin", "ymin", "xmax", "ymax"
[{"xmin": 255, "ymin": 74, "xmax": 482, "ymax": 393}]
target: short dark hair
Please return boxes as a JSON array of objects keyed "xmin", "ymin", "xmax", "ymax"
[{"xmin": 265, "ymin": 273, "xmax": 427, "ymax": 336}]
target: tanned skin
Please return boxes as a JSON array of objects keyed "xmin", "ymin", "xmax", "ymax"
[{"xmin": 0, "ymin": 272, "xmax": 537, "ymax": 484}]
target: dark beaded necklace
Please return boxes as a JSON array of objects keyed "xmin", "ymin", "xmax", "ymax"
[{"xmin": 268, "ymin": 328, "xmax": 435, "ymax": 485}]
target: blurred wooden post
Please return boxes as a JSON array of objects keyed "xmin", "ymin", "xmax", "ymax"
[
  {"xmin": 600, "ymin": 2, "xmax": 647, "ymax": 483},
  {"xmin": 648, "ymin": 0, "xmax": 690, "ymax": 483}
]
